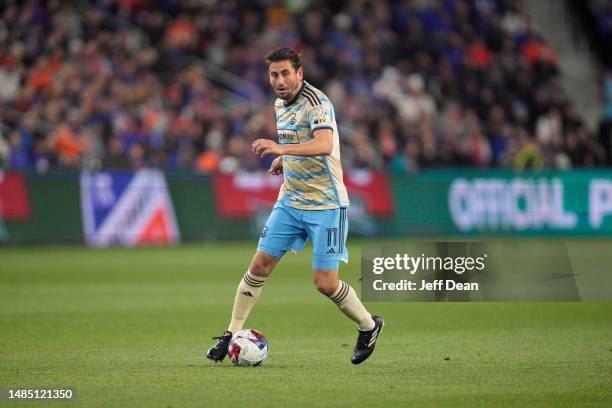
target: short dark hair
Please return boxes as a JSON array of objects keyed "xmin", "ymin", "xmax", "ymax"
[{"xmin": 265, "ymin": 47, "xmax": 302, "ymax": 71}]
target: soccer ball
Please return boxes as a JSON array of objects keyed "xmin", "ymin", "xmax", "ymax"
[{"xmin": 227, "ymin": 329, "xmax": 269, "ymax": 367}]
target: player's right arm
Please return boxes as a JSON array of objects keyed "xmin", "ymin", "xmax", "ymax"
[{"xmin": 252, "ymin": 129, "xmax": 333, "ymax": 158}]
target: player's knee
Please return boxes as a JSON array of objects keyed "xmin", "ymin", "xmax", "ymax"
[
  {"xmin": 249, "ymin": 257, "xmax": 275, "ymax": 278},
  {"xmin": 314, "ymin": 277, "xmax": 338, "ymax": 296},
  {"xmin": 249, "ymin": 263, "xmax": 272, "ymax": 278}
]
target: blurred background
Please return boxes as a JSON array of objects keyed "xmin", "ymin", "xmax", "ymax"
[
  {"xmin": 3, "ymin": 4, "xmax": 612, "ymax": 405},
  {"xmin": 1, "ymin": 0, "xmax": 612, "ymax": 244}
]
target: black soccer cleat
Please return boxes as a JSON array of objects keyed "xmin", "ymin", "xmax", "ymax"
[
  {"xmin": 351, "ymin": 315, "xmax": 384, "ymax": 365},
  {"xmin": 206, "ymin": 331, "xmax": 233, "ymax": 362}
]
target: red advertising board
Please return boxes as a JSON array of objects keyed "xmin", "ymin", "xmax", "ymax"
[
  {"xmin": 344, "ymin": 170, "xmax": 394, "ymax": 215},
  {"xmin": 214, "ymin": 170, "xmax": 393, "ymax": 219},
  {"xmin": 0, "ymin": 171, "xmax": 31, "ymax": 220}
]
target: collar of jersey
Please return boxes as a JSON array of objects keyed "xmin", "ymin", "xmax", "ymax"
[{"xmin": 284, "ymin": 81, "xmax": 306, "ymax": 107}]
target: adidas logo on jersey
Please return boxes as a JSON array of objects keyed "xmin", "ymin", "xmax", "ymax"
[{"xmin": 327, "ymin": 248, "xmax": 335, "ymax": 254}]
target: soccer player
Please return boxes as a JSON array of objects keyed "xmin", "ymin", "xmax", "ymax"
[{"xmin": 207, "ymin": 48, "xmax": 383, "ymax": 364}]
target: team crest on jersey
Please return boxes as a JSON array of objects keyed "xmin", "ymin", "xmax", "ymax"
[{"xmin": 281, "ymin": 109, "xmax": 303, "ymax": 127}]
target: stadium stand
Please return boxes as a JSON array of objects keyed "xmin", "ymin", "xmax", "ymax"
[{"xmin": 0, "ymin": 0, "xmax": 607, "ymax": 172}]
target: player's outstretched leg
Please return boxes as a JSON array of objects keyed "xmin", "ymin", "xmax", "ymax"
[
  {"xmin": 315, "ymin": 271, "xmax": 383, "ymax": 364},
  {"xmin": 207, "ymin": 252, "xmax": 276, "ymax": 362},
  {"xmin": 328, "ymin": 280, "xmax": 384, "ymax": 364}
]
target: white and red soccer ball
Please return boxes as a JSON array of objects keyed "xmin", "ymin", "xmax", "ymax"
[{"xmin": 228, "ymin": 329, "xmax": 269, "ymax": 367}]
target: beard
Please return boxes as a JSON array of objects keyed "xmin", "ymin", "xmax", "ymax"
[{"xmin": 275, "ymin": 81, "xmax": 299, "ymax": 100}]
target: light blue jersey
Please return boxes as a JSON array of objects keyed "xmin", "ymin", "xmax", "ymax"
[
  {"xmin": 257, "ymin": 81, "xmax": 350, "ymax": 270},
  {"xmin": 274, "ymin": 82, "xmax": 349, "ymax": 210}
]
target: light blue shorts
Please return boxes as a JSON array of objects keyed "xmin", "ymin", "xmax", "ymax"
[{"xmin": 257, "ymin": 201, "xmax": 349, "ymax": 270}]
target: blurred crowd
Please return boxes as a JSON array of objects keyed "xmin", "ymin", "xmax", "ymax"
[
  {"xmin": 0, "ymin": 0, "xmax": 608, "ymax": 173},
  {"xmin": 584, "ymin": 0, "xmax": 612, "ymax": 163},
  {"xmin": 588, "ymin": 0, "xmax": 612, "ymax": 60}
]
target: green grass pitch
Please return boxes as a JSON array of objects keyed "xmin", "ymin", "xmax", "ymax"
[{"xmin": 1, "ymin": 242, "xmax": 611, "ymax": 407}]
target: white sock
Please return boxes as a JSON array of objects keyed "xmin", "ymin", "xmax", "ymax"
[
  {"xmin": 227, "ymin": 270, "xmax": 267, "ymax": 333},
  {"xmin": 328, "ymin": 280, "xmax": 375, "ymax": 331}
]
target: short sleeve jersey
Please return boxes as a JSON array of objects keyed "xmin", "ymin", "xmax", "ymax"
[{"xmin": 273, "ymin": 81, "xmax": 349, "ymax": 210}]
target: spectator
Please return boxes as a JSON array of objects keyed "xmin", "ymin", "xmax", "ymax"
[
  {"xmin": 0, "ymin": 0, "xmax": 604, "ymax": 173},
  {"xmin": 599, "ymin": 70, "xmax": 612, "ymax": 161}
]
